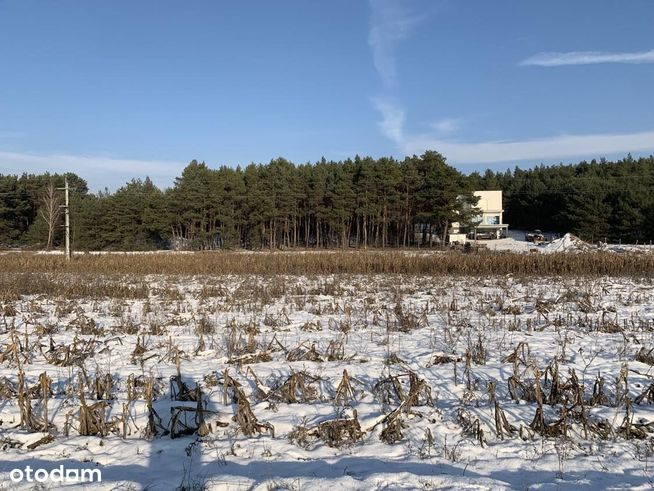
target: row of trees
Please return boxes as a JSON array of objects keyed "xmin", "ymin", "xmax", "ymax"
[
  {"xmin": 0, "ymin": 152, "xmax": 476, "ymax": 250},
  {"xmin": 0, "ymin": 173, "xmax": 88, "ymax": 248},
  {"xmin": 470, "ymin": 154, "xmax": 654, "ymax": 243},
  {"xmin": 161, "ymin": 153, "xmax": 475, "ymax": 250},
  {"xmin": 1, "ymin": 153, "xmax": 653, "ymax": 250}
]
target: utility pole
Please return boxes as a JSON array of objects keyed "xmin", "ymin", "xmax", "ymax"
[
  {"xmin": 58, "ymin": 178, "xmax": 71, "ymax": 260},
  {"xmin": 65, "ymin": 178, "xmax": 70, "ymax": 260}
]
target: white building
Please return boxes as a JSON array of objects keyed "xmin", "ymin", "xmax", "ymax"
[{"xmin": 449, "ymin": 190, "xmax": 508, "ymax": 244}]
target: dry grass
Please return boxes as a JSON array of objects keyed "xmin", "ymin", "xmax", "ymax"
[
  {"xmin": 1, "ymin": 250, "xmax": 653, "ymax": 277},
  {"xmin": 0, "ymin": 272, "xmax": 149, "ymax": 299}
]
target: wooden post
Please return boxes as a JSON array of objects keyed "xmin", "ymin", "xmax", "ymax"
[
  {"xmin": 58, "ymin": 177, "xmax": 71, "ymax": 260},
  {"xmin": 64, "ymin": 178, "xmax": 70, "ymax": 260}
]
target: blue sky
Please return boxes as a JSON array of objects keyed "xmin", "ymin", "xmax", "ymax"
[{"xmin": 1, "ymin": 0, "xmax": 653, "ymax": 190}]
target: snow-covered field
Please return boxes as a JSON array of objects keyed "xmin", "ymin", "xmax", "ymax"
[
  {"xmin": 1, "ymin": 273, "xmax": 654, "ymax": 490},
  {"xmin": 485, "ymin": 233, "xmax": 654, "ymax": 254}
]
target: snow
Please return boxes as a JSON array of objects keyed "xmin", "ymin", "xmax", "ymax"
[
  {"xmin": 483, "ymin": 233, "xmax": 654, "ymax": 254},
  {"xmin": 1, "ymin": 274, "xmax": 654, "ymax": 489},
  {"xmin": 480, "ymin": 238, "xmax": 541, "ymax": 253},
  {"xmin": 2, "ymin": 232, "xmax": 653, "ymax": 257}
]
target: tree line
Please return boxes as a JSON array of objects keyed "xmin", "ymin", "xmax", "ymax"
[
  {"xmin": 1, "ymin": 152, "xmax": 653, "ymax": 250},
  {"xmin": 469, "ymin": 154, "xmax": 654, "ymax": 243}
]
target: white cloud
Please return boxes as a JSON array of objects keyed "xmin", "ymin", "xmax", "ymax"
[
  {"xmin": 520, "ymin": 49, "xmax": 654, "ymax": 67},
  {"xmin": 0, "ymin": 150, "xmax": 185, "ymax": 190},
  {"xmin": 430, "ymin": 118, "xmax": 461, "ymax": 134},
  {"xmin": 374, "ymin": 99, "xmax": 654, "ymax": 164},
  {"xmin": 404, "ymin": 131, "xmax": 654, "ymax": 164},
  {"xmin": 372, "ymin": 97, "xmax": 405, "ymax": 143},
  {"xmin": 368, "ymin": 0, "xmax": 424, "ymax": 87}
]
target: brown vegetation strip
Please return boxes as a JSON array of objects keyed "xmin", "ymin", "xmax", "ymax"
[{"xmin": 1, "ymin": 250, "xmax": 653, "ymax": 277}]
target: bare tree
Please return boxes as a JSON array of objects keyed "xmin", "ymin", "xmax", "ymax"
[{"xmin": 39, "ymin": 181, "xmax": 62, "ymax": 250}]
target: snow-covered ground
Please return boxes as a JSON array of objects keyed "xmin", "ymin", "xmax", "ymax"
[
  {"xmin": 1, "ymin": 274, "xmax": 654, "ymax": 489},
  {"xmin": 3, "ymin": 232, "xmax": 651, "ymax": 257},
  {"xmin": 484, "ymin": 233, "xmax": 654, "ymax": 254}
]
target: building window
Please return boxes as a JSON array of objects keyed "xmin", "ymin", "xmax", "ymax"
[{"xmin": 485, "ymin": 215, "xmax": 500, "ymax": 225}]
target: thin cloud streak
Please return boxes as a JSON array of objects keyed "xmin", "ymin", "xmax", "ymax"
[
  {"xmin": 372, "ymin": 97, "xmax": 405, "ymax": 143},
  {"xmin": 375, "ymin": 99, "xmax": 654, "ymax": 164},
  {"xmin": 368, "ymin": 0, "xmax": 424, "ymax": 87},
  {"xmin": 521, "ymin": 49, "xmax": 654, "ymax": 67},
  {"xmin": 431, "ymin": 118, "xmax": 462, "ymax": 134},
  {"xmin": 0, "ymin": 150, "xmax": 185, "ymax": 190},
  {"xmin": 404, "ymin": 131, "xmax": 654, "ymax": 163}
]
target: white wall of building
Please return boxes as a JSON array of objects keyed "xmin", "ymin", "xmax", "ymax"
[{"xmin": 475, "ymin": 191, "xmax": 503, "ymax": 213}]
